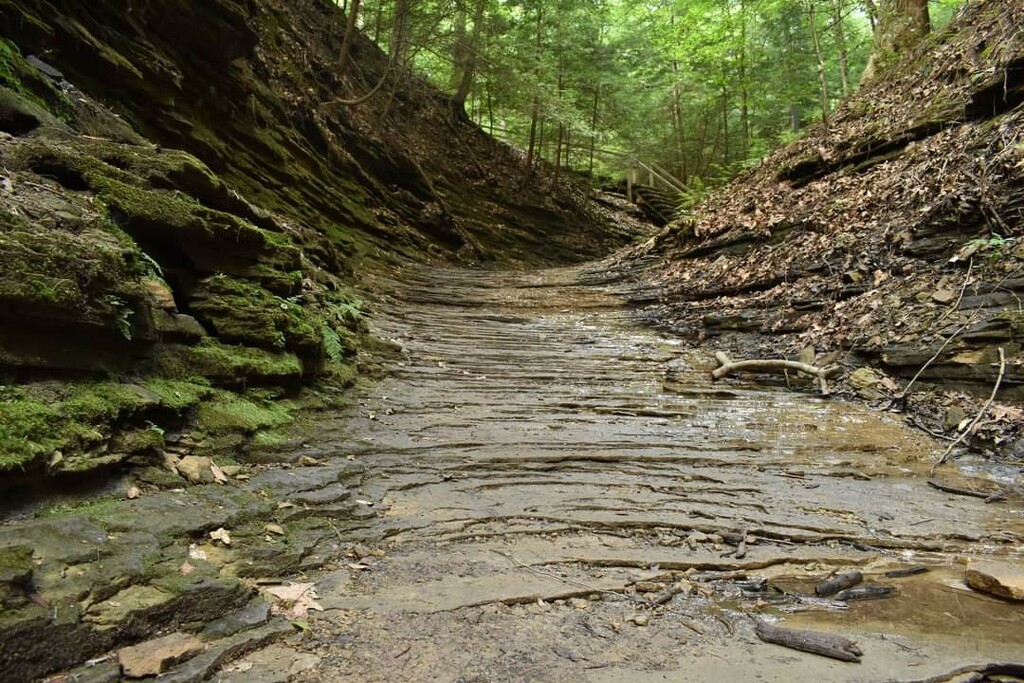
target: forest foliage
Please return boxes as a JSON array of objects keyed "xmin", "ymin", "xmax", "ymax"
[{"xmin": 338, "ymin": 0, "xmax": 962, "ymax": 192}]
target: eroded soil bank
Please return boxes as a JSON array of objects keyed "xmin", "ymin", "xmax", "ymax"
[{"xmin": 14, "ymin": 263, "xmax": 1018, "ymax": 682}]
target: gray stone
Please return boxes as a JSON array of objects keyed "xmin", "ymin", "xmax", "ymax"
[
  {"xmin": 245, "ymin": 464, "xmax": 360, "ymax": 498},
  {"xmin": 201, "ymin": 597, "xmax": 271, "ymax": 641},
  {"xmin": 64, "ymin": 660, "xmax": 122, "ymax": 683},
  {"xmin": 216, "ymin": 645, "xmax": 320, "ymax": 683},
  {"xmin": 290, "ymin": 482, "xmax": 351, "ymax": 505},
  {"xmin": 0, "ymin": 544, "xmax": 34, "ymax": 607},
  {"xmin": 157, "ymin": 619, "xmax": 293, "ymax": 683}
]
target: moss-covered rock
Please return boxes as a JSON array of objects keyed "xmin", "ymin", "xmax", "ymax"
[
  {"xmin": 0, "ymin": 38, "xmax": 72, "ymax": 124},
  {"xmin": 0, "ymin": 544, "xmax": 33, "ymax": 608},
  {"xmin": 0, "ymin": 382, "xmax": 170, "ymax": 473},
  {"xmin": 146, "ymin": 339, "xmax": 304, "ymax": 385},
  {"xmin": 187, "ymin": 274, "xmax": 322, "ymax": 358},
  {"xmin": 197, "ymin": 391, "xmax": 294, "ymax": 436}
]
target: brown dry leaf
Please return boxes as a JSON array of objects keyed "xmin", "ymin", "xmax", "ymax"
[
  {"xmin": 261, "ymin": 582, "xmax": 323, "ymax": 619},
  {"xmin": 210, "ymin": 463, "xmax": 229, "ymax": 485},
  {"xmin": 992, "ymin": 405, "xmax": 1024, "ymax": 422}
]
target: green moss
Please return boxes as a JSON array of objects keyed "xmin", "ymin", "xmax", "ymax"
[
  {"xmin": 143, "ymin": 378, "xmax": 213, "ymax": 410},
  {"xmin": 38, "ymin": 494, "xmax": 122, "ymax": 519},
  {"xmin": 149, "ymin": 339, "xmax": 302, "ymax": 382},
  {"xmin": 249, "ymin": 430, "xmax": 289, "ymax": 448},
  {"xmin": 0, "ymin": 38, "xmax": 72, "ymax": 119},
  {"xmin": 188, "ymin": 274, "xmax": 322, "ymax": 356},
  {"xmin": 0, "ymin": 39, "xmax": 26, "ymax": 95},
  {"xmin": 61, "ymin": 383, "xmax": 151, "ymax": 422},
  {"xmin": 0, "ymin": 395, "xmax": 60, "ymax": 470},
  {"xmin": 0, "ymin": 200, "xmax": 146, "ymax": 330},
  {"xmin": 198, "ymin": 391, "xmax": 293, "ymax": 435},
  {"xmin": 15, "ymin": 139, "xmax": 301, "ymax": 274},
  {"xmin": 0, "ymin": 382, "xmax": 160, "ymax": 471}
]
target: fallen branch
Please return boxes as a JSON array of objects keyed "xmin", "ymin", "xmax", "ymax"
[
  {"xmin": 927, "ymin": 479, "xmax": 1006, "ymax": 503},
  {"xmin": 712, "ymin": 352, "xmax": 842, "ymax": 395},
  {"xmin": 754, "ymin": 621, "xmax": 862, "ymax": 662},
  {"xmin": 892, "ymin": 662, "xmax": 1024, "ymax": 683},
  {"xmin": 491, "ymin": 549, "xmax": 705, "ymax": 633},
  {"xmin": 897, "ymin": 314, "xmax": 977, "ymax": 406},
  {"xmin": 930, "ymin": 347, "xmax": 1006, "ymax": 474},
  {"xmin": 815, "ymin": 571, "xmax": 863, "ymax": 597}
]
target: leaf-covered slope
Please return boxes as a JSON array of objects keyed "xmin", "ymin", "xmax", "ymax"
[
  {"xmin": 0, "ymin": 0, "xmax": 631, "ymax": 268},
  {"xmin": 633, "ymin": 0, "xmax": 1023, "ymax": 452}
]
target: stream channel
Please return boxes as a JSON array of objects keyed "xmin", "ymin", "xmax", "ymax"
[{"xmin": 276, "ymin": 262, "xmax": 1023, "ymax": 682}]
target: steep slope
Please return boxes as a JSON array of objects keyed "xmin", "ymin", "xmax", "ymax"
[
  {"xmin": 629, "ymin": 0, "xmax": 1024, "ymax": 458},
  {"xmin": 0, "ymin": 0, "xmax": 637, "ymax": 482}
]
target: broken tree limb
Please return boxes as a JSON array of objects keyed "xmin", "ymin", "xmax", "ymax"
[
  {"xmin": 815, "ymin": 571, "xmax": 863, "ymax": 597},
  {"xmin": 712, "ymin": 352, "xmax": 842, "ymax": 395},
  {"xmin": 894, "ymin": 662, "xmax": 1024, "ymax": 683},
  {"xmin": 926, "ymin": 479, "xmax": 1005, "ymax": 502},
  {"xmin": 754, "ymin": 621, "xmax": 862, "ymax": 662},
  {"xmin": 930, "ymin": 347, "xmax": 1006, "ymax": 475}
]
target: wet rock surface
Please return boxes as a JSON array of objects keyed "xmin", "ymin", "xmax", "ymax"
[
  {"xmin": 4, "ymin": 264, "xmax": 1023, "ymax": 682},
  {"xmin": 286, "ymin": 265, "xmax": 1022, "ymax": 682}
]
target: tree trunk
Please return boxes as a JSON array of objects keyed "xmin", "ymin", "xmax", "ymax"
[
  {"xmin": 450, "ymin": 0, "xmax": 485, "ymax": 119},
  {"xmin": 830, "ymin": 0, "xmax": 851, "ymax": 96},
  {"xmin": 738, "ymin": 0, "xmax": 750, "ymax": 159},
  {"xmin": 390, "ymin": 0, "xmax": 413, "ymax": 68},
  {"xmin": 338, "ymin": 0, "xmax": 362, "ymax": 78},
  {"xmin": 861, "ymin": 0, "xmax": 878, "ymax": 32},
  {"xmin": 720, "ymin": 84, "xmax": 730, "ymax": 166},
  {"xmin": 526, "ymin": 95, "xmax": 540, "ymax": 171},
  {"xmin": 863, "ymin": 0, "xmax": 930, "ymax": 82},
  {"xmin": 486, "ymin": 79, "xmax": 494, "ymax": 134},
  {"xmin": 588, "ymin": 85, "xmax": 599, "ymax": 175},
  {"xmin": 806, "ymin": 0, "xmax": 830, "ymax": 123},
  {"xmin": 524, "ymin": 0, "xmax": 543, "ymax": 176},
  {"xmin": 554, "ymin": 72, "xmax": 564, "ymax": 177}
]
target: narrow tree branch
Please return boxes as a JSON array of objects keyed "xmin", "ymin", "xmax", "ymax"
[{"xmin": 930, "ymin": 347, "xmax": 1006, "ymax": 474}]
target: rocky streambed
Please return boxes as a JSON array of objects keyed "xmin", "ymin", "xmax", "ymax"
[{"xmin": 4, "ymin": 263, "xmax": 1021, "ymax": 682}]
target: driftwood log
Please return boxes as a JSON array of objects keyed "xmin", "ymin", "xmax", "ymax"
[
  {"xmin": 815, "ymin": 571, "xmax": 863, "ymax": 597},
  {"xmin": 712, "ymin": 352, "xmax": 842, "ymax": 395},
  {"xmin": 754, "ymin": 621, "xmax": 863, "ymax": 662}
]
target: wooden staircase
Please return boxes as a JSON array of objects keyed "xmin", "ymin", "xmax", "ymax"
[{"xmin": 631, "ymin": 184, "xmax": 682, "ymax": 226}]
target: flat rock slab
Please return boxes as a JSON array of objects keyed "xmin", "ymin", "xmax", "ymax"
[
  {"xmin": 156, "ymin": 619, "xmax": 293, "ymax": 683},
  {"xmin": 217, "ymin": 644, "xmax": 320, "ymax": 683},
  {"xmin": 201, "ymin": 597, "xmax": 271, "ymax": 641},
  {"xmin": 966, "ymin": 560, "xmax": 1024, "ymax": 601},
  {"xmin": 118, "ymin": 632, "xmax": 204, "ymax": 678}
]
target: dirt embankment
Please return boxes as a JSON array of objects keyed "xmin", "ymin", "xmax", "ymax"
[
  {"xmin": 0, "ymin": 0, "xmax": 638, "ymax": 483},
  {"xmin": 628, "ymin": 0, "xmax": 1024, "ymax": 461}
]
